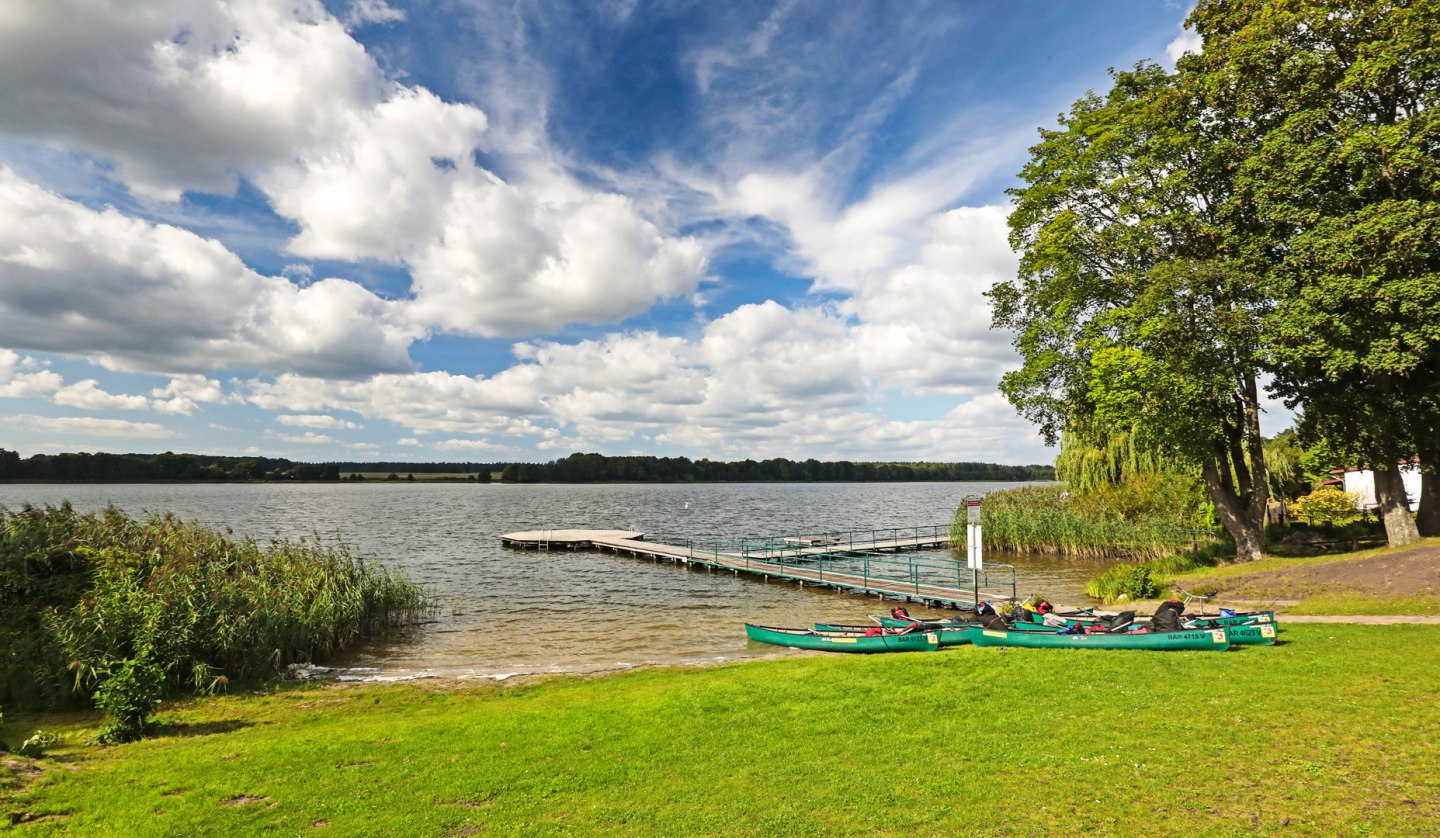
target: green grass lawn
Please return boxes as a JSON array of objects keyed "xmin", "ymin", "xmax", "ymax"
[{"xmin": 4, "ymin": 623, "xmax": 1438, "ymax": 836}]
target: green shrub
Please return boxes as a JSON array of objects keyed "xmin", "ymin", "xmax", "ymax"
[
  {"xmin": 94, "ymin": 658, "xmax": 164, "ymax": 744},
  {"xmin": 16, "ymin": 730, "xmax": 58, "ymax": 757},
  {"xmin": 1291, "ymin": 487, "xmax": 1361, "ymax": 527},
  {"xmin": 1086, "ymin": 563, "xmax": 1159, "ymax": 602},
  {"xmin": 1, "ymin": 503, "xmax": 430, "ymax": 713}
]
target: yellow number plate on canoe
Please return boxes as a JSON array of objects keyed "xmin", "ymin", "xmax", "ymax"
[
  {"xmin": 1261, "ymin": 625, "xmax": 1276, "ymax": 638},
  {"xmin": 982, "ymin": 630, "xmax": 1008, "ymax": 638},
  {"xmin": 1211, "ymin": 630, "xmax": 1226, "ymax": 643}
]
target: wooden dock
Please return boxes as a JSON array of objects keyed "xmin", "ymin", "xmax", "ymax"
[{"xmin": 499, "ymin": 526, "xmax": 1016, "ymax": 608}]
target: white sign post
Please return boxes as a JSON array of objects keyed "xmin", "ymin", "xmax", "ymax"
[{"xmin": 965, "ymin": 496, "xmax": 983, "ymax": 570}]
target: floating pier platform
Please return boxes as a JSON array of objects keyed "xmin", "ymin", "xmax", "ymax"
[{"xmin": 499, "ymin": 526, "xmax": 1016, "ymax": 609}]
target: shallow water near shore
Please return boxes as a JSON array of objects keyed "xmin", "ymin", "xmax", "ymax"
[{"xmin": 0, "ymin": 482, "xmax": 1114, "ymax": 681}]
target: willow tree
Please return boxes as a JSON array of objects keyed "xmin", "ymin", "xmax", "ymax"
[
  {"xmin": 1183, "ymin": 0, "xmax": 1440, "ymax": 546},
  {"xmin": 993, "ymin": 64, "xmax": 1272, "ymax": 560}
]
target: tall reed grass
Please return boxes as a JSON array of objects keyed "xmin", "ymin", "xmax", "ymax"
[
  {"xmin": 1, "ymin": 503, "xmax": 429, "ymax": 711},
  {"xmin": 954, "ymin": 483, "xmax": 1218, "ymax": 561}
]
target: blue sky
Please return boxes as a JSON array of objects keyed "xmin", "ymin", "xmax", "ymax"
[{"xmin": 0, "ymin": 0, "xmax": 1206, "ymax": 465}]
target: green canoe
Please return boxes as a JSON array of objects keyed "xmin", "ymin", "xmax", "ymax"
[
  {"xmin": 1219, "ymin": 622, "xmax": 1278, "ymax": 645},
  {"xmin": 1002, "ymin": 622, "xmax": 1275, "ymax": 645},
  {"xmin": 1002, "ymin": 610, "xmax": 1278, "ymax": 633},
  {"xmin": 1184, "ymin": 612, "xmax": 1278, "ymax": 628},
  {"xmin": 745, "ymin": 623, "xmax": 942, "ymax": 653},
  {"xmin": 968, "ymin": 626, "xmax": 1231, "ymax": 651},
  {"xmin": 814, "ymin": 623, "xmax": 974, "ymax": 646},
  {"xmin": 878, "ymin": 616, "xmax": 972, "ymax": 630}
]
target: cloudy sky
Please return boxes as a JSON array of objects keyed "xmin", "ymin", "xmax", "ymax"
[{"xmin": 0, "ymin": 0, "xmax": 1202, "ymax": 465}]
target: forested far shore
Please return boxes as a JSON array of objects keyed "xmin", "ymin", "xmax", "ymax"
[{"xmin": 0, "ymin": 449, "xmax": 1054, "ymax": 484}]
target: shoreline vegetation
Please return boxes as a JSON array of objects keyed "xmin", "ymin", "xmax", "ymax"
[
  {"xmin": 0, "ymin": 504, "xmax": 429, "ymax": 728},
  {"xmin": 0, "ymin": 448, "xmax": 1053, "ymax": 485}
]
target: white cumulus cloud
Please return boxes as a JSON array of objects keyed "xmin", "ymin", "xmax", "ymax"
[
  {"xmin": 0, "ymin": 0, "xmax": 385, "ymax": 200},
  {"xmin": 0, "ymin": 350, "xmax": 62, "ymax": 398},
  {"xmin": 14, "ymin": 415, "xmax": 177, "ymax": 439},
  {"xmin": 0, "ymin": 169, "xmax": 419, "ymax": 377},
  {"xmin": 277, "ymin": 414, "xmax": 362, "ymax": 430},
  {"xmin": 53, "ymin": 379, "xmax": 150, "ymax": 411}
]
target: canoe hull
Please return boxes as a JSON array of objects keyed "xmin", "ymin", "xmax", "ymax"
[
  {"xmin": 1221, "ymin": 623, "xmax": 1278, "ymax": 645},
  {"xmin": 968, "ymin": 626, "xmax": 1231, "ymax": 651},
  {"xmin": 745, "ymin": 623, "xmax": 942, "ymax": 653},
  {"xmin": 814, "ymin": 623, "xmax": 973, "ymax": 646}
]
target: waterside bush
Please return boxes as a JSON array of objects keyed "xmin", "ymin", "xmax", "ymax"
[
  {"xmin": 1085, "ymin": 551, "xmax": 1225, "ymax": 603},
  {"xmin": 0, "ymin": 503, "xmax": 430, "ymax": 715},
  {"xmin": 959, "ymin": 481, "xmax": 1216, "ymax": 560}
]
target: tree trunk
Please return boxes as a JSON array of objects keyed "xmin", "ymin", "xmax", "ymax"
[
  {"xmin": 1418, "ymin": 446, "xmax": 1440, "ymax": 538},
  {"xmin": 1374, "ymin": 465, "xmax": 1421, "ymax": 546},
  {"xmin": 1203, "ymin": 458, "xmax": 1265, "ymax": 561},
  {"xmin": 1240, "ymin": 375, "xmax": 1271, "ymax": 544}
]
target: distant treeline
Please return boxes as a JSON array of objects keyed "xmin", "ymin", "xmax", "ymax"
[
  {"xmin": 0, "ymin": 449, "xmax": 1053, "ymax": 484},
  {"xmin": 0, "ymin": 449, "xmax": 339, "ymax": 482},
  {"xmin": 493, "ymin": 453, "xmax": 1052, "ymax": 483}
]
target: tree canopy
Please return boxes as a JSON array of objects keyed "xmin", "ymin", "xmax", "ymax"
[
  {"xmin": 996, "ymin": 0, "xmax": 1440, "ymax": 550},
  {"xmin": 994, "ymin": 62, "xmax": 1271, "ymax": 558}
]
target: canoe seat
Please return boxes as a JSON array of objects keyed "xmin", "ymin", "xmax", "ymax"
[{"xmin": 1176, "ymin": 588, "xmax": 1210, "ymax": 616}]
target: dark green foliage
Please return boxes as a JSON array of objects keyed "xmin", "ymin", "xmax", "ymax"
[
  {"xmin": 995, "ymin": 59, "xmax": 1272, "ymax": 559},
  {"xmin": 0, "ymin": 448, "xmax": 340, "ymax": 482},
  {"xmin": 93, "ymin": 659, "xmax": 162, "ymax": 744},
  {"xmin": 498, "ymin": 452, "xmax": 1054, "ymax": 483},
  {"xmin": 1181, "ymin": 0, "xmax": 1440, "ymax": 545},
  {"xmin": 1085, "ymin": 564, "xmax": 1158, "ymax": 602},
  {"xmin": 0, "ymin": 504, "xmax": 429, "ymax": 714},
  {"xmin": 15, "ymin": 731, "xmax": 57, "ymax": 757},
  {"xmin": 0, "ymin": 447, "xmax": 1055, "ymax": 484}
]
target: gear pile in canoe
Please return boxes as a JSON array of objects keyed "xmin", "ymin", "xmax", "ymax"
[{"xmin": 745, "ymin": 598, "xmax": 1280, "ymax": 653}]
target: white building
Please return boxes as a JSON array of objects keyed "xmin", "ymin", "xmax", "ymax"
[{"xmin": 1328, "ymin": 461, "xmax": 1422, "ymax": 512}]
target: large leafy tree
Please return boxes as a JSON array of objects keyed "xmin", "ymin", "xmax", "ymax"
[
  {"xmin": 1183, "ymin": 0, "xmax": 1440, "ymax": 545},
  {"xmin": 994, "ymin": 64, "xmax": 1272, "ymax": 559}
]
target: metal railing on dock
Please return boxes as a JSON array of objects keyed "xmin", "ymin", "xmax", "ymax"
[{"xmin": 574, "ymin": 525, "xmax": 1015, "ymax": 609}]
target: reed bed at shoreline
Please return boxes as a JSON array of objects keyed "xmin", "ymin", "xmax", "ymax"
[
  {"xmin": 0, "ymin": 503, "xmax": 429, "ymax": 712},
  {"xmin": 957, "ymin": 484, "xmax": 1218, "ymax": 561}
]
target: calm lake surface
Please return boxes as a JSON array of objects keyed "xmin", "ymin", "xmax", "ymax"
[{"xmin": 1, "ymin": 482, "xmax": 1112, "ymax": 682}]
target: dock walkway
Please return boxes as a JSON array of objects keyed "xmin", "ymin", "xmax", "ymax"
[{"xmin": 500, "ymin": 526, "xmax": 1016, "ymax": 608}]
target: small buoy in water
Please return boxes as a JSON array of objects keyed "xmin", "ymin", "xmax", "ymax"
[{"xmin": 682, "ymin": 501, "xmax": 691, "ymax": 509}]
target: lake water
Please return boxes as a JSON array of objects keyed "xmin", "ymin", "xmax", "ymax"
[{"xmin": 0, "ymin": 482, "xmax": 1111, "ymax": 682}]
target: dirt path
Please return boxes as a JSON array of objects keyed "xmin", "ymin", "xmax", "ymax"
[{"xmin": 1204, "ymin": 545, "xmax": 1440, "ymax": 600}]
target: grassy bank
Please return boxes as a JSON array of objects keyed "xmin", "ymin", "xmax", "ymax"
[{"xmin": 4, "ymin": 623, "xmax": 1437, "ymax": 836}]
